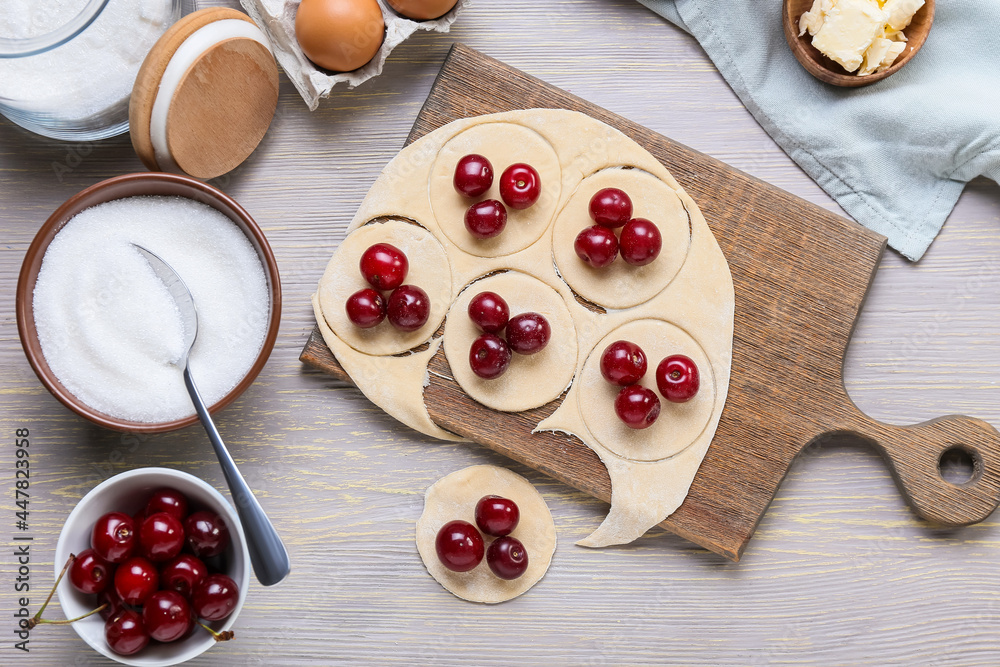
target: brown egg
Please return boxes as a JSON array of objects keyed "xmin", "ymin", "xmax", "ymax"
[
  {"xmin": 387, "ymin": 0, "xmax": 459, "ymax": 21},
  {"xmin": 295, "ymin": 0, "xmax": 385, "ymax": 72}
]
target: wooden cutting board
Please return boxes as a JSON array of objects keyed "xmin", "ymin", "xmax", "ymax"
[{"xmin": 301, "ymin": 43, "xmax": 1000, "ymax": 561}]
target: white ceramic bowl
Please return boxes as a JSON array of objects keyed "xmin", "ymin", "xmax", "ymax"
[{"xmin": 55, "ymin": 468, "xmax": 250, "ymax": 666}]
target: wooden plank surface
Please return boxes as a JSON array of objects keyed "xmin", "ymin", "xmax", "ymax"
[
  {"xmin": 4, "ymin": 0, "xmax": 1000, "ymax": 664},
  {"xmin": 301, "ymin": 44, "xmax": 1000, "ymax": 561}
]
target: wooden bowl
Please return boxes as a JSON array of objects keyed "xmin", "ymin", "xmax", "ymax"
[
  {"xmin": 15, "ymin": 173, "xmax": 282, "ymax": 434},
  {"xmin": 783, "ymin": 0, "xmax": 935, "ymax": 87}
]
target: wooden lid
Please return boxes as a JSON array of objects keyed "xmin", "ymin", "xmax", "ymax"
[{"xmin": 130, "ymin": 8, "xmax": 279, "ymax": 179}]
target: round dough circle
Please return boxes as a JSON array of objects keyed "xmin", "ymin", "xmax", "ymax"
[
  {"xmin": 429, "ymin": 122, "xmax": 562, "ymax": 258},
  {"xmin": 415, "ymin": 465, "xmax": 556, "ymax": 604},
  {"xmin": 318, "ymin": 219, "xmax": 452, "ymax": 355},
  {"xmin": 579, "ymin": 319, "xmax": 716, "ymax": 462},
  {"xmin": 443, "ymin": 271, "xmax": 577, "ymax": 412},
  {"xmin": 552, "ymin": 168, "xmax": 691, "ymax": 309}
]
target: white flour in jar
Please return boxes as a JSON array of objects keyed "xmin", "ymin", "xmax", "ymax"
[
  {"xmin": 0, "ymin": 0, "xmax": 174, "ymax": 121},
  {"xmin": 33, "ymin": 196, "xmax": 271, "ymax": 423}
]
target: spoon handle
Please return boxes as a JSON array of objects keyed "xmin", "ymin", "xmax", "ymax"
[{"xmin": 184, "ymin": 366, "xmax": 291, "ymax": 587}]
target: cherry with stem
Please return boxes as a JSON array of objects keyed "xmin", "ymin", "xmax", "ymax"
[
  {"xmin": 198, "ymin": 621, "xmax": 235, "ymax": 643},
  {"xmin": 28, "ymin": 554, "xmax": 108, "ymax": 630}
]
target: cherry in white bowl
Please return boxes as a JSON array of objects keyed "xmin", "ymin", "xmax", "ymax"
[{"xmin": 54, "ymin": 467, "xmax": 250, "ymax": 666}]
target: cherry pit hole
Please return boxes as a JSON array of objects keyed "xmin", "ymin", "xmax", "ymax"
[{"xmin": 938, "ymin": 446, "xmax": 980, "ymax": 486}]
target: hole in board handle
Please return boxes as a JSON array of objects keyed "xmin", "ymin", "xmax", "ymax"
[{"xmin": 938, "ymin": 446, "xmax": 982, "ymax": 486}]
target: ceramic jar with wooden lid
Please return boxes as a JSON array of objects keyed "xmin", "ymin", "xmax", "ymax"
[{"xmin": 130, "ymin": 8, "xmax": 281, "ymax": 180}]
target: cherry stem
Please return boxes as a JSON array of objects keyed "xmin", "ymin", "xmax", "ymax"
[
  {"xmin": 32, "ymin": 603, "xmax": 107, "ymax": 627},
  {"xmin": 28, "ymin": 553, "xmax": 75, "ymax": 630},
  {"xmin": 199, "ymin": 621, "xmax": 235, "ymax": 643}
]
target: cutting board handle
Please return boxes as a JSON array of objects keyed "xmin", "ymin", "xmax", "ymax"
[{"xmin": 840, "ymin": 410, "xmax": 1000, "ymax": 526}]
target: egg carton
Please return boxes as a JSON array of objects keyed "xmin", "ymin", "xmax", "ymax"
[{"xmin": 240, "ymin": 0, "xmax": 468, "ymax": 110}]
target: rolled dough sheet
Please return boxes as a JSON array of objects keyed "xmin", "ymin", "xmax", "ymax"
[
  {"xmin": 312, "ymin": 293, "xmax": 466, "ymax": 443},
  {"xmin": 537, "ymin": 170, "xmax": 733, "ymax": 547},
  {"xmin": 415, "ymin": 465, "xmax": 556, "ymax": 603},
  {"xmin": 314, "ymin": 109, "xmax": 735, "ymax": 547}
]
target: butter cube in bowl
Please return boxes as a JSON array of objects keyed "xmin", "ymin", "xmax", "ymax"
[{"xmin": 783, "ymin": 0, "xmax": 935, "ymax": 87}]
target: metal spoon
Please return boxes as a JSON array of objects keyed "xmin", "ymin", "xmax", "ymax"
[{"xmin": 133, "ymin": 244, "xmax": 290, "ymax": 587}]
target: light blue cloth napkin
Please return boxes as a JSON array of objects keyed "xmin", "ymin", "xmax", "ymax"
[{"xmin": 638, "ymin": 0, "xmax": 1000, "ymax": 261}]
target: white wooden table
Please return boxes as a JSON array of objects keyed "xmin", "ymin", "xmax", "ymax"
[{"xmin": 3, "ymin": 1, "xmax": 1000, "ymax": 664}]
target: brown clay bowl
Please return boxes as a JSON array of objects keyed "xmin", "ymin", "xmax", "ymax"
[
  {"xmin": 15, "ymin": 172, "xmax": 282, "ymax": 433},
  {"xmin": 783, "ymin": 0, "xmax": 935, "ymax": 87}
]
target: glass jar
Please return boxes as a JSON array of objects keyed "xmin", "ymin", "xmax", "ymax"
[{"xmin": 0, "ymin": 0, "xmax": 184, "ymax": 141}]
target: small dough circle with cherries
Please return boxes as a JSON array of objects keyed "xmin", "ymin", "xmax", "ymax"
[
  {"xmin": 553, "ymin": 167, "xmax": 691, "ymax": 309},
  {"xmin": 579, "ymin": 319, "xmax": 715, "ymax": 462},
  {"xmin": 429, "ymin": 122, "xmax": 562, "ymax": 258},
  {"xmin": 443, "ymin": 271, "xmax": 577, "ymax": 412},
  {"xmin": 318, "ymin": 218, "xmax": 452, "ymax": 356},
  {"xmin": 415, "ymin": 465, "xmax": 556, "ymax": 604}
]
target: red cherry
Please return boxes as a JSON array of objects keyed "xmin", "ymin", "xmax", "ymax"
[
  {"xmin": 144, "ymin": 487, "xmax": 189, "ymax": 522},
  {"xmin": 69, "ymin": 548, "xmax": 112, "ymax": 595},
  {"xmin": 91, "ymin": 512, "xmax": 136, "ymax": 565},
  {"xmin": 656, "ymin": 354, "xmax": 700, "ymax": 403},
  {"xmin": 574, "ymin": 225, "xmax": 618, "ymax": 268},
  {"xmin": 192, "ymin": 574, "xmax": 240, "ymax": 622},
  {"xmin": 179, "ymin": 608, "xmax": 199, "ymax": 641},
  {"xmin": 469, "ymin": 333, "xmax": 512, "ymax": 380},
  {"xmin": 499, "ymin": 163, "xmax": 541, "ymax": 210},
  {"xmin": 434, "ymin": 520, "xmax": 485, "ymax": 573},
  {"xmin": 360, "ymin": 243, "xmax": 408, "ymax": 291},
  {"xmin": 467, "ymin": 291, "xmax": 509, "ymax": 334},
  {"xmin": 620, "ymin": 217, "xmax": 662, "ymax": 266},
  {"xmin": 486, "ymin": 535, "xmax": 529, "ymax": 580},
  {"xmin": 104, "ymin": 609, "xmax": 149, "ymax": 656},
  {"xmin": 506, "ymin": 312, "xmax": 550, "ymax": 355},
  {"xmin": 161, "ymin": 554, "xmax": 208, "ymax": 598},
  {"xmin": 139, "ymin": 512, "xmax": 185, "ymax": 562},
  {"xmin": 386, "ymin": 285, "xmax": 431, "ymax": 332},
  {"xmin": 475, "ymin": 495, "xmax": 520, "ymax": 537},
  {"xmin": 98, "ymin": 586, "xmax": 125, "ymax": 621},
  {"xmin": 614, "ymin": 385, "xmax": 661, "ymax": 429},
  {"xmin": 114, "ymin": 556, "xmax": 159, "ymax": 606},
  {"xmin": 589, "ymin": 187, "xmax": 633, "ymax": 228},
  {"xmin": 200, "ymin": 552, "xmax": 227, "ymax": 574},
  {"xmin": 184, "ymin": 511, "xmax": 230, "ymax": 559},
  {"xmin": 454, "ymin": 153, "xmax": 493, "ymax": 198},
  {"xmin": 142, "ymin": 590, "xmax": 193, "ymax": 643},
  {"xmin": 346, "ymin": 288, "xmax": 386, "ymax": 328},
  {"xmin": 465, "ymin": 199, "xmax": 507, "ymax": 239},
  {"xmin": 600, "ymin": 340, "xmax": 647, "ymax": 386}
]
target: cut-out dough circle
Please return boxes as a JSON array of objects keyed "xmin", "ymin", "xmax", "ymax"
[
  {"xmin": 429, "ymin": 122, "xmax": 562, "ymax": 258},
  {"xmin": 415, "ymin": 465, "xmax": 556, "ymax": 604},
  {"xmin": 552, "ymin": 168, "xmax": 690, "ymax": 309},
  {"xmin": 318, "ymin": 219, "xmax": 452, "ymax": 356},
  {"xmin": 579, "ymin": 319, "xmax": 716, "ymax": 462},
  {"xmin": 443, "ymin": 271, "xmax": 578, "ymax": 413}
]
